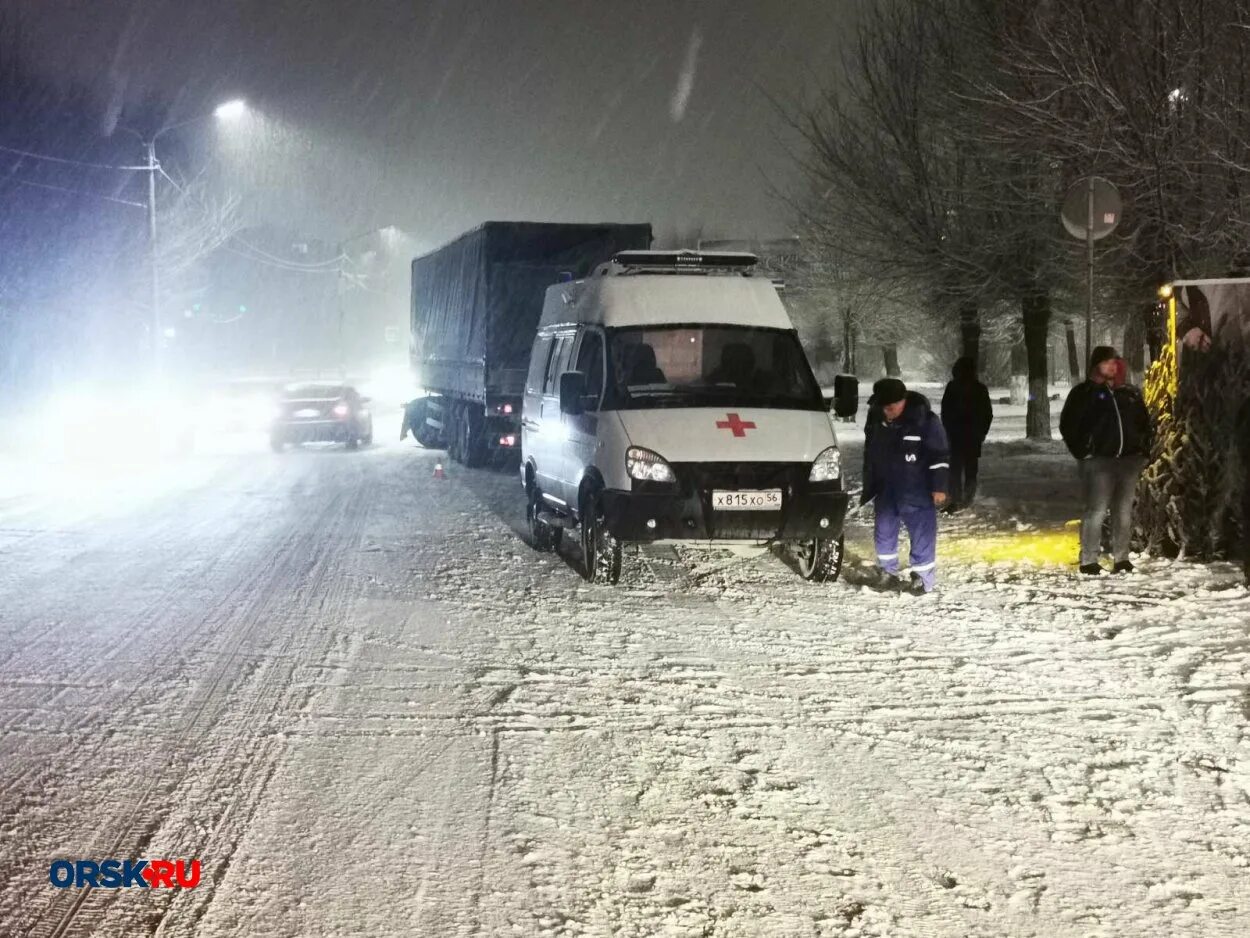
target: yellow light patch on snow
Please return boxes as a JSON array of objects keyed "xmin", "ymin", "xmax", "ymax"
[{"xmin": 939, "ymin": 526, "xmax": 1079, "ymax": 566}]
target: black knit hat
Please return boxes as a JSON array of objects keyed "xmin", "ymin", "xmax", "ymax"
[
  {"xmin": 1088, "ymin": 345, "xmax": 1118, "ymax": 375},
  {"xmin": 873, "ymin": 377, "xmax": 907, "ymax": 406}
]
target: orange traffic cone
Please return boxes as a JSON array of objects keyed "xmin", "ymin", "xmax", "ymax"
[{"xmin": 433, "ymin": 462, "xmax": 446, "ymax": 480}]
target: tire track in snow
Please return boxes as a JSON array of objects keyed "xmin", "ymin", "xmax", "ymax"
[{"xmin": 15, "ymin": 459, "xmax": 373, "ymax": 938}]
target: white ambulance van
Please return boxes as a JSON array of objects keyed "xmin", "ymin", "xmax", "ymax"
[{"xmin": 520, "ymin": 250, "xmax": 848, "ymax": 584}]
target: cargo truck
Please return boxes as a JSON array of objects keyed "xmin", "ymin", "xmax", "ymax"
[{"xmin": 407, "ymin": 221, "xmax": 652, "ymax": 465}]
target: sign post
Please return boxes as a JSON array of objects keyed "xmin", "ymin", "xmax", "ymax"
[{"xmin": 1062, "ymin": 176, "xmax": 1122, "ymax": 372}]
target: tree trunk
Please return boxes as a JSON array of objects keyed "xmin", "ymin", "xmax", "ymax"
[
  {"xmin": 959, "ymin": 300, "xmax": 981, "ymax": 364},
  {"xmin": 842, "ymin": 307, "xmax": 856, "ymax": 373},
  {"xmin": 1009, "ymin": 342, "xmax": 1028, "ymax": 405},
  {"xmin": 1022, "ymin": 289, "xmax": 1053, "ymax": 440},
  {"xmin": 1123, "ymin": 307, "xmax": 1147, "ymax": 384},
  {"xmin": 1064, "ymin": 319, "xmax": 1080, "ymax": 383},
  {"xmin": 1145, "ymin": 299, "xmax": 1167, "ymax": 363},
  {"xmin": 882, "ymin": 343, "xmax": 901, "ymax": 377}
]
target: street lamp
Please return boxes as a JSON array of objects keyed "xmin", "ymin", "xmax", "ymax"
[
  {"xmin": 213, "ymin": 99, "xmax": 248, "ymax": 121},
  {"xmin": 128, "ymin": 99, "xmax": 250, "ymax": 376}
]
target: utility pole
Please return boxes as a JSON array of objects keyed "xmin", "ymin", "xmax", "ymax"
[
  {"xmin": 125, "ymin": 99, "xmax": 248, "ymax": 380},
  {"xmin": 146, "ymin": 140, "xmax": 161, "ymax": 377}
]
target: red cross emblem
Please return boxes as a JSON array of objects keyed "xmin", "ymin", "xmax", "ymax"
[{"xmin": 715, "ymin": 413, "xmax": 757, "ymax": 437}]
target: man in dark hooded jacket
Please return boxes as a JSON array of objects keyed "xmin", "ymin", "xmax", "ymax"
[
  {"xmin": 1059, "ymin": 345, "xmax": 1153, "ymax": 575},
  {"xmin": 863, "ymin": 378, "xmax": 951, "ymax": 593},
  {"xmin": 940, "ymin": 357, "xmax": 993, "ymax": 510}
]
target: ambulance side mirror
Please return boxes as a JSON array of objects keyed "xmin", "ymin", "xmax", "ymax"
[{"xmin": 559, "ymin": 371, "xmax": 586, "ymax": 415}]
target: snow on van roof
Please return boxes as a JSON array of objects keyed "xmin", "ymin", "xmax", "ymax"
[{"xmin": 539, "ymin": 273, "xmax": 793, "ymax": 331}]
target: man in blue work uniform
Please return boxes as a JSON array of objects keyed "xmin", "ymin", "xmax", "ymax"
[{"xmin": 862, "ymin": 378, "xmax": 951, "ymax": 593}]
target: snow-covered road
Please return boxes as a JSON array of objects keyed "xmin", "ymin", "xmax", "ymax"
[{"xmin": 1, "ymin": 431, "xmax": 1247, "ymax": 937}]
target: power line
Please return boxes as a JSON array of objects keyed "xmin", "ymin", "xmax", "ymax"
[
  {"xmin": 154, "ymin": 165, "xmax": 345, "ymax": 272},
  {"xmin": 155, "ymin": 165, "xmax": 347, "ymax": 273},
  {"xmin": 221, "ymin": 243, "xmax": 339, "ymax": 274},
  {"xmin": 0, "ymin": 142, "xmax": 150, "ymax": 171},
  {"xmin": 229, "ymin": 237, "xmax": 345, "ymax": 270},
  {"xmin": 12, "ymin": 178, "xmax": 146, "ymax": 208}
]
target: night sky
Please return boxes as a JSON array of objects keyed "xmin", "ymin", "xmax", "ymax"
[{"xmin": 11, "ymin": 0, "xmax": 849, "ymax": 250}]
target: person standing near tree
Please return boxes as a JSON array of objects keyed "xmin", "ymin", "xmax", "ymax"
[
  {"xmin": 1059, "ymin": 346, "xmax": 1154, "ymax": 575},
  {"xmin": 940, "ymin": 357, "xmax": 993, "ymax": 511},
  {"xmin": 862, "ymin": 378, "xmax": 951, "ymax": 594}
]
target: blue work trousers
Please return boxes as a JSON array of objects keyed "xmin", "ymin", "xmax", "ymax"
[{"xmin": 874, "ymin": 496, "xmax": 938, "ymax": 591}]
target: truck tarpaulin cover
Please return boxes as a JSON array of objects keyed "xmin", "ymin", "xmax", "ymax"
[
  {"xmin": 411, "ymin": 222, "xmax": 652, "ymax": 398},
  {"xmin": 1176, "ymin": 281, "xmax": 1250, "ymax": 351}
]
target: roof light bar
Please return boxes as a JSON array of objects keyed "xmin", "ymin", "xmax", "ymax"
[{"xmin": 612, "ymin": 250, "xmax": 758, "ymax": 270}]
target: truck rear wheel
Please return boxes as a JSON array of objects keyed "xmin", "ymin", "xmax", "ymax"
[
  {"xmin": 460, "ymin": 406, "xmax": 487, "ymax": 467},
  {"xmin": 447, "ymin": 405, "xmax": 464, "ymax": 463},
  {"xmin": 796, "ymin": 535, "xmax": 844, "ymax": 583}
]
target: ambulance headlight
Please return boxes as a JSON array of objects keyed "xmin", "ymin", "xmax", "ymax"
[
  {"xmin": 809, "ymin": 446, "xmax": 842, "ymax": 482},
  {"xmin": 626, "ymin": 447, "xmax": 676, "ymax": 483}
]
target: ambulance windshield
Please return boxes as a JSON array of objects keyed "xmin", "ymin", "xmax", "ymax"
[{"xmin": 604, "ymin": 325, "xmax": 824, "ymax": 411}]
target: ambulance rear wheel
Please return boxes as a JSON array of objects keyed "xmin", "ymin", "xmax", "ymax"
[
  {"xmin": 527, "ymin": 486, "xmax": 561, "ymax": 552},
  {"xmin": 796, "ymin": 534, "xmax": 844, "ymax": 583}
]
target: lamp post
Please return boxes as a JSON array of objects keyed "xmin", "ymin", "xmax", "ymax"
[{"xmin": 128, "ymin": 98, "xmax": 248, "ymax": 377}]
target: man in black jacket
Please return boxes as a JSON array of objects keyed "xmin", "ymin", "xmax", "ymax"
[
  {"xmin": 1059, "ymin": 346, "xmax": 1154, "ymax": 575},
  {"xmin": 940, "ymin": 357, "xmax": 993, "ymax": 510}
]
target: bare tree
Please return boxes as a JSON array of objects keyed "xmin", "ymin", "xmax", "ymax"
[
  {"xmin": 152, "ymin": 170, "xmax": 243, "ymax": 317},
  {"xmin": 982, "ymin": 0, "xmax": 1250, "ymax": 314},
  {"xmin": 792, "ymin": 0, "xmax": 1069, "ymax": 437},
  {"xmin": 792, "ymin": 0, "xmax": 995, "ymax": 364}
]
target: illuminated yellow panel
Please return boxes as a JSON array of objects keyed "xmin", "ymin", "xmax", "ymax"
[{"xmin": 938, "ymin": 528, "xmax": 1080, "ymax": 566}]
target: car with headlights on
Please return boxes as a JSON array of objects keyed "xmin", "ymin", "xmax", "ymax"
[
  {"xmin": 270, "ymin": 383, "xmax": 373, "ymax": 451},
  {"xmin": 203, "ymin": 378, "xmax": 284, "ymax": 435}
]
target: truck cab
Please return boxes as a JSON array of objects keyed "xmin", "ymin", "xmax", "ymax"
[{"xmin": 521, "ymin": 251, "xmax": 848, "ymax": 584}]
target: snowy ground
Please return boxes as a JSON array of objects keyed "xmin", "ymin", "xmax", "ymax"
[{"xmin": 1, "ymin": 412, "xmax": 1247, "ymax": 937}]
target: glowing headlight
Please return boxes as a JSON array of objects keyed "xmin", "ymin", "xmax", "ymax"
[
  {"xmin": 626, "ymin": 447, "xmax": 676, "ymax": 483},
  {"xmin": 809, "ymin": 446, "xmax": 842, "ymax": 482}
]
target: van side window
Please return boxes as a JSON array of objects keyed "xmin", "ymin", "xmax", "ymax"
[
  {"xmin": 543, "ymin": 334, "xmax": 571, "ymax": 395},
  {"xmin": 527, "ymin": 334, "xmax": 553, "ymax": 395},
  {"xmin": 574, "ymin": 331, "xmax": 605, "ymax": 408}
]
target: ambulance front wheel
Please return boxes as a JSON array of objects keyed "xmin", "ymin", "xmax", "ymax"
[
  {"xmin": 580, "ymin": 491, "xmax": 622, "ymax": 585},
  {"xmin": 796, "ymin": 534, "xmax": 844, "ymax": 583}
]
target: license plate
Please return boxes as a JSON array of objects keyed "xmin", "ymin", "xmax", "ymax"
[
  {"xmin": 294, "ymin": 408, "xmax": 321, "ymax": 418},
  {"xmin": 711, "ymin": 489, "xmax": 782, "ymax": 510}
]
